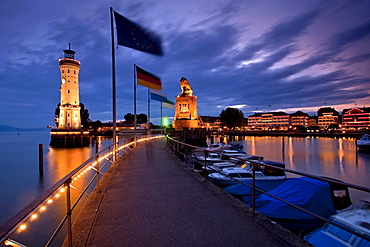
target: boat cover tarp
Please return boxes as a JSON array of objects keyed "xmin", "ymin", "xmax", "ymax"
[
  {"xmin": 224, "ymin": 179, "xmax": 289, "ymax": 196},
  {"xmin": 243, "ymin": 177, "xmax": 337, "ymax": 220}
]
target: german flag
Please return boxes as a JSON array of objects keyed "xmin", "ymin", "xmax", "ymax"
[{"xmin": 135, "ymin": 65, "xmax": 162, "ymax": 90}]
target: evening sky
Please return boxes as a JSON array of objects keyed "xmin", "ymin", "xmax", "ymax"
[{"xmin": 1, "ymin": 0, "xmax": 370, "ymax": 128}]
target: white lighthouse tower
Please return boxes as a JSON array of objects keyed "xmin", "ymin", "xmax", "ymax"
[{"xmin": 57, "ymin": 44, "xmax": 81, "ymax": 129}]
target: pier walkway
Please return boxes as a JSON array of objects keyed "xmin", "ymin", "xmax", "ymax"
[{"xmin": 71, "ymin": 138, "xmax": 309, "ymax": 246}]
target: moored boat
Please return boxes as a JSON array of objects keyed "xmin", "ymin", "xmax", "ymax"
[
  {"xmin": 243, "ymin": 177, "xmax": 352, "ymax": 232},
  {"xmin": 304, "ymin": 199, "xmax": 370, "ymax": 246},
  {"xmin": 207, "ymin": 160, "xmax": 286, "ymax": 187},
  {"xmin": 191, "ymin": 150, "xmax": 225, "ymax": 172},
  {"xmin": 357, "ymin": 134, "xmax": 370, "ymax": 152},
  {"xmin": 223, "ymin": 178, "xmax": 289, "ymax": 198}
]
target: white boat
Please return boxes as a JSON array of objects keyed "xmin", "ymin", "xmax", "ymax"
[
  {"xmin": 192, "ymin": 152, "xmax": 224, "ymax": 163},
  {"xmin": 206, "ymin": 143, "xmax": 232, "ymax": 152},
  {"xmin": 207, "ymin": 142, "xmax": 244, "ymax": 152},
  {"xmin": 191, "ymin": 151, "xmax": 225, "ymax": 172},
  {"xmin": 357, "ymin": 134, "xmax": 370, "ymax": 152},
  {"xmin": 191, "ymin": 148, "xmax": 262, "ymax": 173},
  {"xmin": 219, "ymin": 149, "xmax": 246, "ymax": 160},
  {"xmin": 207, "ymin": 155, "xmax": 264, "ymax": 172},
  {"xmin": 304, "ymin": 199, "xmax": 370, "ymax": 246},
  {"xmin": 207, "ymin": 159, "xmax": 247, "ymax": 172},
  {"xmin": 207, "ymin": 160, "xmax": 287, "ymax": 187}
]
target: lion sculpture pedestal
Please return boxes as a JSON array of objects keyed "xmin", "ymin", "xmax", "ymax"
[{"xmin": 172, "ymin": 77, "xmax": 200, "ymax": 131}]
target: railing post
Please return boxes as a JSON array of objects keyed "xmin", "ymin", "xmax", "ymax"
[
  {"xmin": 96, "ymin": 155, "xmax": 100, "ymax": 193},
  {"xmin": 65, "ymin": 178, "xmax": 73, "ymax": 247},
  {"xmin": 251, "ymin": 161, "xmax": 256, "ymax": 216},
  {"xmin": 115, "ymin": 138, "xmax": 119, "ymax": 162},
  {"xmin": 203, "ymin": 150, "xmax": 208, "ymax": 182}
]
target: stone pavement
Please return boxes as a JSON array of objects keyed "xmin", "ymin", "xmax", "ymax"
[{"xmin": 71, "ymin": 138, "xmax": 310, "ymax": 246}]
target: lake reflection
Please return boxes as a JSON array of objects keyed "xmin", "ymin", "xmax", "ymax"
[
  {"xmin": 0, "ymin": 132, "xmax": 113, "ymax": 225},
  {"xmin": 210, "ymin": 135, "xmax": 370, "ymax": 202},
  {"xmin": 45, "ymin": 147, "xmax": 93, "ymax": 183}
]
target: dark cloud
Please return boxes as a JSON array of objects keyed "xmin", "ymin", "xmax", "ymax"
[{"xmin": 1, "ymin": 0, "xmax": 370, "ymax": 128}]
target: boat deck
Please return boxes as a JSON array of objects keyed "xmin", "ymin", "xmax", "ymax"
[{"xmin": 71, "ymin": 138, "xmax": 310, "ymax": 246}]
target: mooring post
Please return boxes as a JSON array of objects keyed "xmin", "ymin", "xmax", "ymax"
[
  {"xmin": 95, "ymin": 136, "xmax": 99, "ymax": 154},
  {"xmin": 38, "ymin": 144, "xmax": 43, "ymax": 175}
]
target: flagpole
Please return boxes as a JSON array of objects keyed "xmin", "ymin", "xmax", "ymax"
[
  {"xmin": 161, "ymin": 101, "xmax": 163, "ymax": 134},
  {"xmin": 148, "ymin": 88, "xmax": 150, "ymax": 137},
  {"xmin": 134, "ymin": 64, "xmax": 137, "ymax": 145},
  {"xmin": 110, "ymin": 7, "xmax": 117, "ymax": 157}
]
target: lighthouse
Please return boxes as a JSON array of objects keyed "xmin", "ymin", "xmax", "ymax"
[{"xmin": 57, "ymin": 45, "xmax": 81, "ymax": 129}]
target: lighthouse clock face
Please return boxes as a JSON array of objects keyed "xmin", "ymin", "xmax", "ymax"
[{"xmin": 61, "ymin": 78, "xmax": 66, "ymax": 84}]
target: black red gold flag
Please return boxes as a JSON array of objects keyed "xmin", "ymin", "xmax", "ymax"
[{"xmin": 135, "ymin": 65, "xmax": 162, "ymax": 90}]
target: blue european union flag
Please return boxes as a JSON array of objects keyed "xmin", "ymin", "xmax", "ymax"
[{"xmin": 113, "ymin": 11, "xmax": 163, "ymax": 56}]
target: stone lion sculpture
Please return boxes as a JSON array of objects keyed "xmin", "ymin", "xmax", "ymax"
[{"xmin": 180, "ymin": 77, "xmax": 193, "ymax": 96}]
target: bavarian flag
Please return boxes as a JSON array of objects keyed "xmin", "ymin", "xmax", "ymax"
[
  {"xmin": 150, "ymin": 90, "xmax": 175, "ymax": 109},
  {"xmin": 113, "ymin": 10, "xmax": 163, "ymax": 56},
  {"xmin": 135, "ymin": 65, "xmax": 162, "ymax": 90}
]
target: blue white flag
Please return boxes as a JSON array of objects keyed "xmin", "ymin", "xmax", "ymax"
[{"xmin": 150, "ymin": 90, "xmax": 175, "ymax": 108}]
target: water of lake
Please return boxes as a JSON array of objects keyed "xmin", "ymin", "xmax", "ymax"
[
  {"xmin": 1, "ymin": 132, "xmax": 369, "ymax": 226},
  {"xmin": 0, "ymin": 131, "xmax": 113, "ymax": 226}
]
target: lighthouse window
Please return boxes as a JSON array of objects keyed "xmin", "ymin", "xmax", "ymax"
[
  {"xmin": 68, "ymin": 90, "xmax": 70, "ymax": 93},
  {"xmin": 74, "ymin": 71, "xmax": 76, "ymax": 74},
  {"xmin": 68, "ymin": 114, "xmax": 70, "ymax": 117},
  {"xmin": 68, "ymin": 69, "xmax": 70, "ymax": 73}
]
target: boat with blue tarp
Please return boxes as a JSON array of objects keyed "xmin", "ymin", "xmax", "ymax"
[
  {"xmin": 243, "ymin": 177, "xmax": 352, "ymax": 232},
  {"xmin": 223, "ymin": 178, "xmax": 289, "ymax": 199}
]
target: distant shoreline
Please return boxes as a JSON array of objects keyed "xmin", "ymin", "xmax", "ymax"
[{"xmin": 0, "ymin": 127, "xmax": 49, "ymax": 132}]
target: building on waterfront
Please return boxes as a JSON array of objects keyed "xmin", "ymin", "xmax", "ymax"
[
  {"xmin": 317, "ymin": 107, "xmax": 340, "ymax": 130},
  {"xmin": 199, "ymin": 116, "xmax": 222, "ymax": 130},
  {"xmin": 173, "ymin": 77, "xmax": 200, "ymax": 131},
  {"xmin": 55, "ymin": 46, "xmax": 81, "ymax": 129},
  {"xmin": 291, "ymin": 111, "xmax": 309, "ymax": 128},
  {"xmin": 247, "ymin": 112, "xmax": 291, "ymax": 131},
  {"xmin": 307, "ymin": 116, "xmax": 318, "ymax": 127},
  {"xmin": 341, "ymin": 107, "xmax": 370, "ymax": 131}
]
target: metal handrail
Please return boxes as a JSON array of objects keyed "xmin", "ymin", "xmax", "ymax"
[
  {"xmin": 0, "ymin": 135, "xmax": 164, "ymax": 247},
  {"xmin": 166, "ymin": 135, "xmax": 370, "ymax": 242}
]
